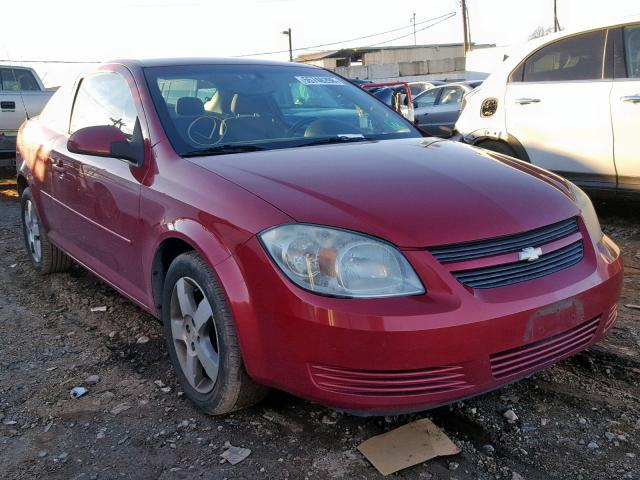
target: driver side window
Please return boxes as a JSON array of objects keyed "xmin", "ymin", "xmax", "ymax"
[
  {"xmin": 415, "ymin": 88, "xmax": 440, "ymax": 108},
  {"xmin": 438, "ymin": 87, "xmax": 464, "ymax": 105},
  {"xmin": 624, "ymin": 24, "xmax": 640, "ymax": 78},
  {"xmin": 513, "ymin": 30, "xmax": 606, "ymax": 82},
  {"xmin": 70, "ymin": 72, "xmax": 137, "ymax": 137}
]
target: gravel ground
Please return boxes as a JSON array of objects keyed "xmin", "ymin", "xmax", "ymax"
[{"xmin": 1, "ymin": 168, "xmax": 639, "ymax": 480}]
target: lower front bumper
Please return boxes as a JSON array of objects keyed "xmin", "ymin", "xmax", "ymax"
[{"xmin": 224, "ymin": 235, "xmax": 623, "ymax": 414}]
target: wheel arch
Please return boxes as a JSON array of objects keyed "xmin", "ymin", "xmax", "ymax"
[
  {"xmin": 149, "ymin": 220, "xmax": 246, "ymax": 318},
  {"xmin": 16, "ymin": 173, "xmax": 28, "ymax": 197},
  {"xmin": 151, "ymin": 236, "xmax": 196, "ymax": 316},
  {"xmin": 471, "ymin": 133, "xmax": 530, "ymax": 162}
]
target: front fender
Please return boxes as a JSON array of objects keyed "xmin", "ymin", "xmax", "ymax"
[
  {"xmin": 146, "ymin": 217, "xmax": 250, "ymax": 316},
  {"xmin": 156, "ymin": 217, "xmax": 237, "ymax": 267}
]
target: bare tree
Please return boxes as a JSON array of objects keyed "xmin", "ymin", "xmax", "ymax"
[{"xmin": 529, "ymin": 26, "xmax": 555, "ymax": 40}]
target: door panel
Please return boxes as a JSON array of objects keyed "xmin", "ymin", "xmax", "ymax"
[
  {"xmin": 0, "ymin": 93, "xmax": 26, "ymax": 144},
  {"xmin": 420, "ymin": 104, "xmax": 460, "ymax": 137},
  {"xmin": 415, "ymin": 86, "xmax": 464, "ymax": 137},
  {"xmin": 414, "ymin": 88, "xmax": 441, "ymax": 131},
  {"xmin": 505, "ymin": 82, "xmax": 614, "ymax": 181},
  {"xmin": 0, "ymin": 68, "xmax": 38, "ymax": 146},
  {"xmin": 610, "ymin": 24, "xmax": 640, "ymax": 190},
  {"xmin": 610, "ymin": 81, "xmax": 640, "ymax": 189},
  {"xmin": 50, "ymin": 70, "xmax": 147, "ymax": 301},
  {"xmin": 504, "ymin": 28, "xmax": 615, "ymax": 187},
  {"xmin": 425, "ymin": 86, "xmax": 465, "ymax": 137},
  {"xmin": 50, "ymin": 143, "xmax": 145, "ymax": 298}
]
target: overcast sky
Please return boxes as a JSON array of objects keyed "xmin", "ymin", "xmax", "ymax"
[{"xmin": 2, "ymin": 0, "xmax": 638, "ymax": 86}]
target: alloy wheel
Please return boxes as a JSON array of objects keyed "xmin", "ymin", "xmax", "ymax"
[
  {"xmin": 24, "ymin": 199, "xmax": 42, "ymax": 263},
  {"xmin": 169, "ymin": 277, "xmax": 220, "ymax": 393}
]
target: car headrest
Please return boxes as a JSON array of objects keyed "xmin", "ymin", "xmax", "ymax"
[
  {"xmin": 176, "ymin": 97, "xmax": 204, "ymax": 116},
  {"xmin": 231, "ymin": 94, "xmax": 273, "ymax": 115}
]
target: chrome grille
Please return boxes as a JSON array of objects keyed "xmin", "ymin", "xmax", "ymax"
[
  {"xmin": 453, "ymin": 240, "xmax": 583, "ymax": 289},
  {"xmin": 429, "ymin": 217, "xmax": 579, "ymax": 263}
]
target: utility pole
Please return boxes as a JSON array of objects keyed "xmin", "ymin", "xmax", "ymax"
[
  {"xmin": 411, "ymin": 13, "xmax": 417, "ymax": 45},
  {"xmin": 461, "ymin": 0, "xmax": 469, "ymax": 56},
  {"xmin": 553, "ymin": 0, "xmax": 560, "ymax": 32},
  {"xmin": 282, "ymin": 28, "xmax": 293, "ymax": 62}
]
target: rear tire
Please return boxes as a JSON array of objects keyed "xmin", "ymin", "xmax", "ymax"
[
  {"xmin": 476, "ymin": 140, "xmax": 519, "ymax": 159},
  {"xmin": 161, "ymin": 251, "xmax": 267, "ymax": 415},
  {"xmin": 20, "ymin": 187, "xmax": 73, "ymax": 275}
]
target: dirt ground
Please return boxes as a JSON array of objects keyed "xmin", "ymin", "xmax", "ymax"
[{"xmin": 1, "ymin": 167, "xmax": 639, "ymax": 480}]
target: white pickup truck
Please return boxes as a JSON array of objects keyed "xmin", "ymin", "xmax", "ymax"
[{"xmin": 1, "ymin": 66, "xmax": 53, "ymax": 153}]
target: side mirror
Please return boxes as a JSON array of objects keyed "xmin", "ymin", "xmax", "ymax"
[{"xmin": 67, "ymin": 122, "xmax": 144, "ymax": 166}]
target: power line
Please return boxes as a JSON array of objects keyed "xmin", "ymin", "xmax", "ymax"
[
  {"xmin": 0, "ymin": 59, "xmax": 101, "ymax": 64},
  {"xmin": 0, "ymin": 11, "xmax": 457, "ymax": 65},
  {"xmin": 365, "ymin": 13, "xmax": 456, "ymax": 47},
  {"xmin": 235, "ymin": 12, "xmax": 456, "ymax": 57}
]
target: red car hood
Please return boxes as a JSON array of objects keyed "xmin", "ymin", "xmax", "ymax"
[{"xmin": 189, "ymin": 138, "xmax": 579, "ymax": 248}]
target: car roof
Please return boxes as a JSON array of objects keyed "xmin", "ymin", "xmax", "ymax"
[
  {"xmin": 408, "ymin": 81, "xmax": 443, "ymax": 85},
  {"xmin": 490, "ymin": 14, "xmax": 640, "ymax": 81},
  {"xmin": 104, "ymin": 57, "xmax": 316, "ymax": 69},
  {"xmin": 415, "ymin": 80, "xmax": 481, "ymax": 93},
  {"xmin": 538, "ymin": 14, "xmax": 640, "ymax": 43}
]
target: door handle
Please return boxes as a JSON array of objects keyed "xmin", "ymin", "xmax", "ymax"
[
  {"xmin": 514, "ymin": 98, "xmax": 541, "ymax": 105},
  {"xmin": 0, "ymin": 101, "xmax": 16, "ymax": 111},
  {"xmin": 621, "ymin": 95, "xmax": 640, "ymax": 103}
]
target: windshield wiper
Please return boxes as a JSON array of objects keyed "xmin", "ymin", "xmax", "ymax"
[
  {"xmin": 181, "ymin": 144, "xmax": 268, "ymax": 157},
  {"xmin": 298, "ymin": 135, "xmax": 372, "ymax": 148}
]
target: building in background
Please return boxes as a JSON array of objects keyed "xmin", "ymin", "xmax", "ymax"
[{"xmin": 295, "ymin": 43, "xmax": 496, "ymax": 82}]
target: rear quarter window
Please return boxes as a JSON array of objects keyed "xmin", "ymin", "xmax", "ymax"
[
  {"xmin": 39, "ymin": 83, "xmax": 75, "ymax": 133},
  {"xmin": 510, "ymin": 29, "xmax": 607, "ymax": 82}
]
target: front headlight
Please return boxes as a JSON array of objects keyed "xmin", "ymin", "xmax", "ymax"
[
  {"xmin": 567, "ymin": 182, "xmax": 603, "ymax": 243},
  {"xmin": 259, "ymin": 224, "xmax": 425, "ymax": 298}
]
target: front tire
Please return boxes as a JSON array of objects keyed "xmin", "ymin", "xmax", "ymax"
[
  {"xmin": 20, "ymin": 187, "xmax": 73, "ymax": 274},
  {"xmin": 161, "ymin": 251, "xmax": 267, "ymax": 415}
]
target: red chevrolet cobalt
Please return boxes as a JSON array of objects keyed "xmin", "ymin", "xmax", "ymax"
[{"xmin": 16, "ymin": 59, "xmax": 622, "ymax": 415}]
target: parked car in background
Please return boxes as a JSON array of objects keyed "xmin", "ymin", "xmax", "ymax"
[
  {"xmin": 348, "ymin": 78, "xmax": 372, "ymax": 86},
  {"xmin": 362, "ymin": 81, "xmax": 415, "ymax": 121},
  {"xmin": 407, "ymin": 80, "xmax": 446, "ymax": 97},
  {"xmin": 364, "ymin": 81, "xmax": 445, "ymax": 108},
  {"xmin": 1, "ymin": 66, "xmax": 53, "ymax": 152},
  {"xmin": 455, "ymin": 17, "xmax": 640, "ymax": 194},
  {"xmin": 16, "ymin": 58, "xmax": 622, "ymax": 416},
  {"xmin": 414, "ymin": 80, "xmax": 482, "ymax": 137}
]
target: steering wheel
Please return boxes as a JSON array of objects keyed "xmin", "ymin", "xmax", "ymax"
[{"xmin": 187, "ymin": 113, "xmax": 228, "ymax": 146}]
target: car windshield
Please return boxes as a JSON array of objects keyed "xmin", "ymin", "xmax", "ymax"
[{"xmin": 144, "ymin": 64, "xmax": 421, "ymax": 156}]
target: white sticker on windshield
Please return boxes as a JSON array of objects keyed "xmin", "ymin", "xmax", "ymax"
[{"xmin": 295, "ymin": 76, "xmax": 345, "ymax": 86}]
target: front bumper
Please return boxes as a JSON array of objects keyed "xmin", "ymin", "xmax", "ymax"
[{"xmin": 222, "ymin": 234, "xmax": 622, "ymax": 414}]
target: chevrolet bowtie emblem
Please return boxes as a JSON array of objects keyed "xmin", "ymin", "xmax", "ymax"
[{"xmin": 519, "ymin": 246, "xmax": 543, "ymax": 262}]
